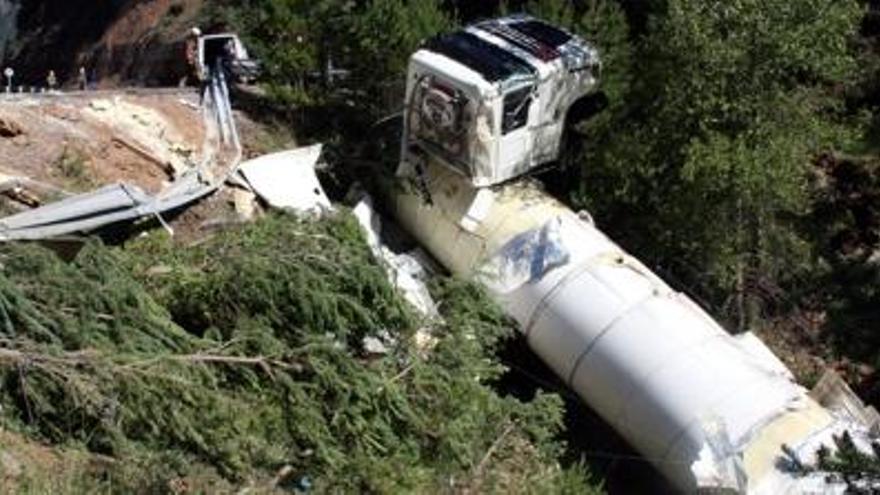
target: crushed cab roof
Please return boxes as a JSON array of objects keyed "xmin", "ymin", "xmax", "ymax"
[
  {"xmin": 474, "ymin": 18, "xmax": 571, "ymax": 62},
  {"xmin": 424, "ymin": 31, "xmax": 536, "ymax": 84}
]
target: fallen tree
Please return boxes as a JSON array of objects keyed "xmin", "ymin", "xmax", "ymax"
[{"xmin": 0, "ymin": 212, "xmax": 600, "ymax": 493}]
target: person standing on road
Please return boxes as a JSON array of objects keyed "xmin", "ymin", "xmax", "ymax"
[
  {"xmin": 46, "ymin": 70, "xmax": 57, "ymax": 92},
  {"xmin": 78, "ymin": 66, "xmax": 87, "ymax": 91},
  {"xmin": 183, "ymin": 27, "xmax": 202, "ymax": 87}
]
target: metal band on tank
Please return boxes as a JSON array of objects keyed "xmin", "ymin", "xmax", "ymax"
[{"xmin": 564, "ymin": 292, "xmax": 658, "ymax": 387}]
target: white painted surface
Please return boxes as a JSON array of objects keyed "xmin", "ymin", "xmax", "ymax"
[
  {"xmin": 391, "ymin": 158, "xmax": 873, "ymax": 493},
  {"xmin": 239, "ymin": 145, "xmax": 331, "ymax": 214}
]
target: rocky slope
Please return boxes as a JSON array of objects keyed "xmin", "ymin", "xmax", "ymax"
[{"xmin": 2, "ymin": 0, "xmax": 209, "ymax": 88}]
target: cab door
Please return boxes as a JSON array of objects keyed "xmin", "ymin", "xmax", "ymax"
[{"xmin": 497, "ymin": 85, "xmax": 535, "ymax": 180}]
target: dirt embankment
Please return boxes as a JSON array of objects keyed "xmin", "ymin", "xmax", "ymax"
[
  {"xmin": 0, "ymin": 92, "xmax": 205, "ymax": 195},
  {"xmin": 0, "ymin": 88, "xmax": 297, "ymax": 242},
  {"xmin": 86, "ymin": 0, "xmax": 208, "ymax": 87}
]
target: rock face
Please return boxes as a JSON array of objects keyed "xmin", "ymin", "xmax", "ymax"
[
  {"xmin": 0, "ymin": 93, "xmax": 206, "ymax": 194},
  {"xmin": 2, "ymin": 0, "xmax": 207, "ymax": 88}
]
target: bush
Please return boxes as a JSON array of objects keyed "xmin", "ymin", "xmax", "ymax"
[{"xmin": 0, "ymin": 212, "xmax": 600, "ymax": 493}]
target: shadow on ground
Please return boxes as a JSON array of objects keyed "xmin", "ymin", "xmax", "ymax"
[{"xmin": 495, "ymin": 336, "xmax": 677, "ymax": 494}]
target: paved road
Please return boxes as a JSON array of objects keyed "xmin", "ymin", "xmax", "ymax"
[{"xmin": 0, "ymin": 87, "xmax": 197, "ymax": 102}]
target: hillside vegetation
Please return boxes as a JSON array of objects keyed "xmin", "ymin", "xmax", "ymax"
[
  {"xmin": 1, "ymin": 0, "xmax": 880, "ymax": 492},
  {"xmin": 0, "ymin": 213, "xmax": 599, "ymax": 493}
]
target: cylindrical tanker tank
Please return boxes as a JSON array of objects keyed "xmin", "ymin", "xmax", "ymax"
[{"xmin": 390, "ymin": 157, "xmax": 868, "ymax": 493}]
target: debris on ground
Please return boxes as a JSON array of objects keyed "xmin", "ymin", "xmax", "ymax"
[
  {"xmin": 232, "ymin": 187, "xmax": 259, "ymax": 221},
  {"xmin": 362, "ymin": 335, "xmax": 390, "ymax": 357},
  {"xmin": 84, "ymin": 98, "xmax": 197, "ymax": 178},
  {"xmin": 0, "ymin": 174, "xmax": 41, "ymax": 208},
  {"xmin": 238, "ymin": 145, "xmax": 331, "ymax": 214},
  {"xmin": 352, "ymin": 194, "xmax": 440, "ymax": 319}
]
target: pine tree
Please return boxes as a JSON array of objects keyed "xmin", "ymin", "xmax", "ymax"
[{"xmin": 574, "ymin": 0, "xmax": 862, "ymax": 327}]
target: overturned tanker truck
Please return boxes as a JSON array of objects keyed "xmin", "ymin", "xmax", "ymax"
[{"xmin": 388, "ymin": 15, "xmax": 878, "ymax": 494}]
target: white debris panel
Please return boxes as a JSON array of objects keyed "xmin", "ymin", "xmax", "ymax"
[
  {"xmin": 352, "ymin": 195, "xmax": 439, "ymax": 319},
  {"xmin": 238, "ymin": 145, "xmax": 331, "ymax": 214}
]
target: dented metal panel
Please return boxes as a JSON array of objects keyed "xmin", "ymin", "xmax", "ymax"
[
  {"xmin": 0, "ymin": 176, "xmax": 216, "ymax": 241},
  {"xmin": 239, "ymin": 145, "xmax": 331, "ymax": 214}
]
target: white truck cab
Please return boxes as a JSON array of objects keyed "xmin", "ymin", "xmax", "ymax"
[
  {"xmin": 198, "ymin": 33, "xmax": 261, "ymax": 83},
  {"xmin": 400, "ymin": 15, "xmax": 601, "ymax": 188}
]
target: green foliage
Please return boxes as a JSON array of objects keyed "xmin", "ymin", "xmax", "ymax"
[
  {"xmin": 426, "ymin": 279, "xmax": 602, "ymax": 494},
  {"xmin": 351, "ymin": 0, "xmax": 453, "ymax": 89},
  {"xmin": 815, "ymin": 432, "xmax": 880, "ymax": 491},
  {"xmin": 0, "ymin": 213, "xmax": 600, "ymax": 493},
  {"xmin": 785, "ymin": 431, "xmax": 880, "ymax": 493},
  {"xmin": 574, "ymin": 0, "xmax": 862, "ymax": 325},
  {"xmin": 52, "ymin": 147, "xmax": 96, "ymax": 192},
  {"xmin": 222, "ymin": 0, "xmax": 452, "ymax": 114},
  {"xmin": 128, "ymin": 213, "xmax": 413, "ymax": 344},
  {"xmin": 221, "ymin": 0, "xmax": 319, "ymax": 84},
  {"xmin": 520, "ymin": 0, "xmax": 575, "ymax": 26},
  {"xmin": 810, "ymin": 156, "xmax": 880, "ymax": 364},
  {"xmin": 806, "ymin": 3, "xmax": 880, "ymax": 373}
]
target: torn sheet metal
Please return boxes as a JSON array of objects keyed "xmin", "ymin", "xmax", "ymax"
[
  {"xmin": 691, "ymin": 418, "xmax": 747, "ymax": 493},
  {"xmin": 238, "ymin": 145, "xmax": 331, "ymax": 214},
  {"xmin": 810, "ymin": 369, "xmax": 880, "ymax": 433},
  {"xmin": 0, "ymin": 173, "xmax": 216, "ymax": 241},
  {"xmin": 478, "ymin": 215, "xmax": 570, "ymax": 294},
  {"xmin": 352, "ymin": 195, "xmax": 439, "ymax": 319}
]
